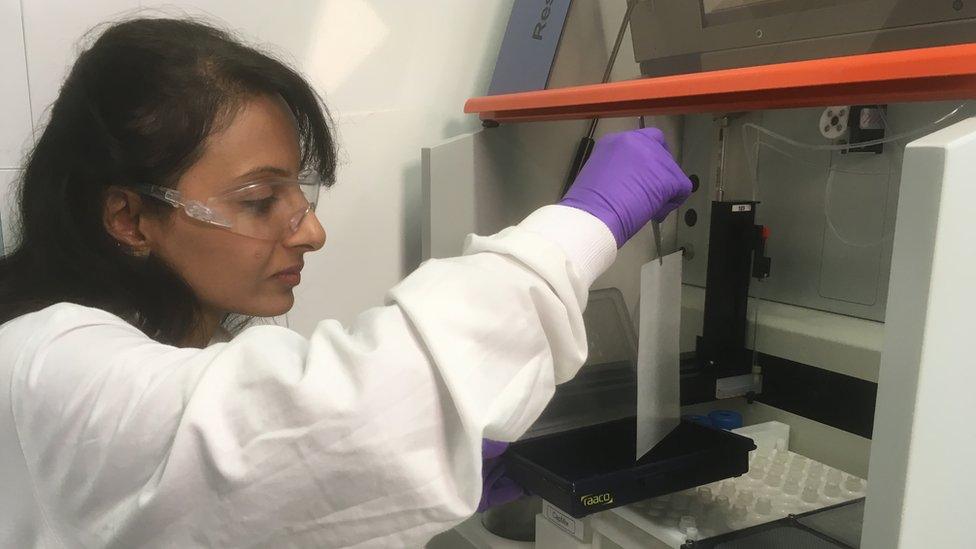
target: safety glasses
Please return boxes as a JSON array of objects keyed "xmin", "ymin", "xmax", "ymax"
[{"xmin": 136, "ymin": 172, "xmax": 322, "ymax": 241}]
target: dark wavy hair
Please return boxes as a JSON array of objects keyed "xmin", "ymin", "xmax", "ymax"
[{"xmin": 0, "ymin": 17, "xmax": 337, "ymax": 344}]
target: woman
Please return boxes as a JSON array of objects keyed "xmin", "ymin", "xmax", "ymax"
[{"xmin": 0, "ymin": 18, "xmax": 691, "ymax": 548}]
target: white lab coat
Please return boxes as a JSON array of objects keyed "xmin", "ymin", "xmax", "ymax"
[{"xmin": 0, "ymin": 205, "xmax": 617, "ymax": 548}]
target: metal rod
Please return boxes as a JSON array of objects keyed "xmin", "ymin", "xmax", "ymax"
[
  {"xmin": 565, "ymin": 0, "xmax": 640, "ymax": 194},
  {"xmin": 652, "ymin": 221, "xmax": 664, "ymax": 265},
  {"xmin": 587, "ymin": 0, "xmax": 639, "ymax": 140},
  {"xmin": 604, "ymin": 0, "xmax": 639, "ymax": 84},
  {"xmin": 585, "ymin": 118, "xmax": 600, "ymax": 141},
  {"xmin": 715, "ymin": 117, "xmax": 729, "ymax": 202},
  {"xmin": 639, "ymin": 115, "xmax": 666, "ymax": 266}
]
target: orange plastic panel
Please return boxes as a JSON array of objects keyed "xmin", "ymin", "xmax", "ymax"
[{"xmin": 465, "ymin": 44, "xmax": 976, "ymax": 123}]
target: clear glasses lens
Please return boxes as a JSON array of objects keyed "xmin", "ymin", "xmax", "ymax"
[{"xmin": 205, "ymin": 179, "xmax": 322, "ymax": 240}]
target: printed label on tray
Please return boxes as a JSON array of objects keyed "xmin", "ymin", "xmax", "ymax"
[
  {"xmin": 581, "ymin": 492, "xmax": 614, "ymax": 507},
  {"xmin": 543, "ymin": 500, "xmax": 585, "ymax": 540}
]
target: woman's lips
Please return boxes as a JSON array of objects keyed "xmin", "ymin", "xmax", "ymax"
[{"xmin": 273, "ymin": 265, "xmax": 303, "ymax": 287}]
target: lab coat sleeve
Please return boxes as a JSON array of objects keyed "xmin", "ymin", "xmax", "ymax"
[{"xmin": 10, "ymin": 205, "xmax": 616, "ymax": 548}]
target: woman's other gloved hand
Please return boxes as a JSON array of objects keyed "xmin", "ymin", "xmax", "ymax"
[
  {"xmin": 560, "ymin": 127, "xmax": 693, "ymax": 248},
  {"xmin": 477, "ymin": 440, "xmax": 524, "ymax": 513}
]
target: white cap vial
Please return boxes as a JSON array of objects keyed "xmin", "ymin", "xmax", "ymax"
[
  {"xmin": 807, "ymin": 469, "xmax": 824, "ymax": 484},
  {"xmin": 827, "ymin": 468, "xmax": 843, "ymax": 484},
  {"xmin": 720, "ymin": 482, "xmax": 737, "ymax": 500},
  {"xmin": 735, "ymin": 490, "xmax": 753, "ymax": 508},
  {"xmin": 732, "ymin": 503, "xmax": 748, "ymax": 520},
  {"xmin": 697, "ymin": 487, "xmax": 713, "ymax": 502},
  {"xmin": 802, "ymin": 485, "xmax": 820, "ymax": 504},
  {"xmin": 844, "ymin": 476, "xmax": 865, "ymax": 492},
  {"xmin": 673, "ymin": 493, "xmax": 691, "ymax": 512}
]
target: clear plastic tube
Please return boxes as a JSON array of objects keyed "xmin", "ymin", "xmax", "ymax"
[
  {"xmin": 741, "ymin": 103, "xmax": 965, "ymax": 152},
  {"xmin": 751, "ymin": 143, "xmax": 894, "ymax": 248},
  {"xmin": 739, "ymin": 103, "xmax": 968, "ymax": 247}
]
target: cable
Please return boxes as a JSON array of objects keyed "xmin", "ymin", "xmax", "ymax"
[
  {"xmin": 823, "ymin": 155, "xmax": 895, "ymax": 248},
  {"xmin": 747, "ymin": 142, "xmax": 895, "ymax": 248},
  {"xmin": 738, "ymin": 103, "xmax": 968, "ymax": 247},
  {"xmin": 741, "ymin": 103, "xmax": 966, "ymax": 152}
]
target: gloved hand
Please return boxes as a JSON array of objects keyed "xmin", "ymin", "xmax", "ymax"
[
  {"xmin": 477, "ymin": 440, "xmax": 525, "ymax": 512},
  {"xmin": 560, "ymin": 127, "xmax": 693, "ymax": 248}
]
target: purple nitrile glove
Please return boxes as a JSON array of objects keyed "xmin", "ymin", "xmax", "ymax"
[
  {"xmin": 477, "ymin": 439, "xmax": 525, "ymax": 513},
  {"xmin": 561, "ymin": 128, "xmax": 694, "ymax": 248}
]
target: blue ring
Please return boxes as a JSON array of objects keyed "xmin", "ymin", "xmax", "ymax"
[{"xmin": 707, "ymin": 410, "xmax": 743, "ymax": 430}]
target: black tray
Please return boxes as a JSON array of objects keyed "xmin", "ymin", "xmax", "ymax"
[{"xmin": 504, "ymin": 417, "xmax": 756, "ymax": 518}]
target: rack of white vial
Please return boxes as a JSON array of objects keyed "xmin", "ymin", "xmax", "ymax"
[
  {"xmin": 602, "ymin": 447, "xmax": 866, "ymax": 546},
  {"xmin": 532, "ymin": 421, "xmax": 868, "ymax": 549}
]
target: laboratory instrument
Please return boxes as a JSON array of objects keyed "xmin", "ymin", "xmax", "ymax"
[{"xmin": 430, "ymin": 0, "xmax": 976, "ymax": 546}]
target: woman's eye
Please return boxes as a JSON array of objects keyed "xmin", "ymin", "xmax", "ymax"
[{"xmin": 239, "ymin": 196, "xmax": 277, "ymax": 215}]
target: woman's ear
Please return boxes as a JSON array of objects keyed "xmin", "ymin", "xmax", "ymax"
[{"xmin": 103, "ymin": 187, "xmax": 152, "ymax": 255}]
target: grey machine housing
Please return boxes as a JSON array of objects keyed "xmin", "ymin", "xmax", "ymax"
[{"xmin": 630, "ymin": 0, "xmax": 976, "ymax": 77}]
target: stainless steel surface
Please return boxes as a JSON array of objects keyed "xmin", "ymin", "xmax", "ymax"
[{"xmin": 630, "ymin": 0, "xmax": 976, "ymax": 77}]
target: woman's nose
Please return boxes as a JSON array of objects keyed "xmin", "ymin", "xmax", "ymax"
[{"xmin": 284, "ymin": 210, "xmax": 326, "ymax": 251}]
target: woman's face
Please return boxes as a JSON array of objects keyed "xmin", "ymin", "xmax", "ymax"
[{"xmin": 142, "ymin": 94, "xmax": 327, "ymax": 319}]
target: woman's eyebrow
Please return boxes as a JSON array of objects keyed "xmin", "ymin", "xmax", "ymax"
[{"xmin": 235, "ymin": 165, "xmax": 293, "ymax": 180}]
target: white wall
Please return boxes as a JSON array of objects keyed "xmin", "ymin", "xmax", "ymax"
[
  {"xmin": 0, "ymin": 0, "xmax": 32, "ymax": 251},
  {"xmin": 2, "ymin": 0, "xmax": 513, "ymax": 330}
]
